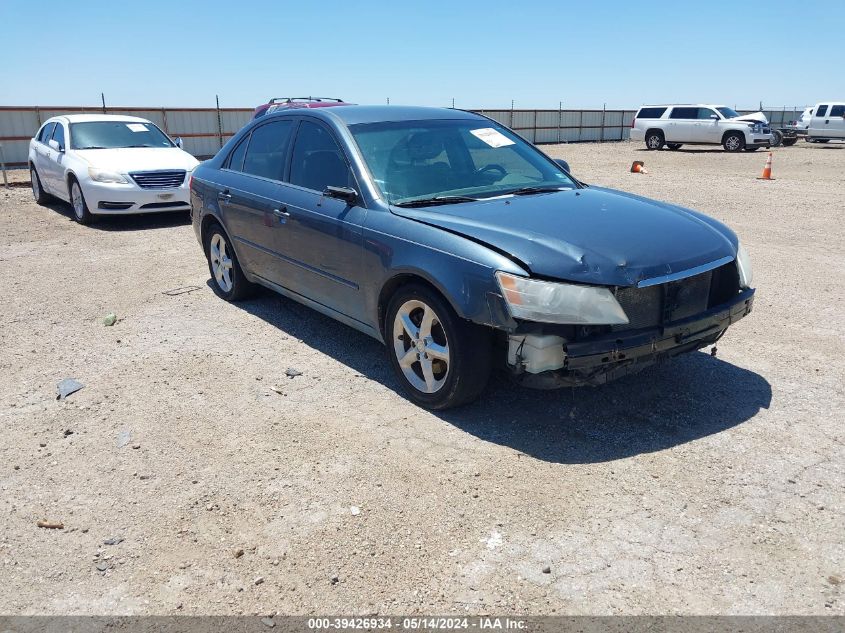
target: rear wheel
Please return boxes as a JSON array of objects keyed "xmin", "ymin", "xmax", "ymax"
[
  {"xmin": 31, "ymin": 167, "xmax": 49, "ymax": 205},
  {"xmin": 204, "ymin": 223, "xmax": 255, "ymax": 301},
  {"xmin": 723, "ymin": 132, "xmax": 745, "ymax": 152},
  {"xmin": 645, "ymin": 131, "xmax": 664, "ymax": 150},
  {"xmin": 666, "ymin": 143, "xmax": 683, "ymax": 150},
  {"xmin": 69, "ymin": 177, "xmax": 93, "ymax": 224},
  {"xmin": 385, "ymin": 283, "xmax": 491, "ymax": 410}
]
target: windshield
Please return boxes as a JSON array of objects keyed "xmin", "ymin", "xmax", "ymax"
[
  {"xmin": 349, "ymin": 119, "xmax": 578, "ymax": 205},
  {"xmin": 716, "ymin": 107, "xmax": 741, "ymax": 119},
  {"xmin": 70, "ymin": 121, "xmax": 174, "ymax": 150}
]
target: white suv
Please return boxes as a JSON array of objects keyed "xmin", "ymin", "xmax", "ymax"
[
  {"xmin": 630, "ymin": 105, "xmax": 774, "ymax": 152},
  {"xmin": 807, "ymin": 102, "xmax": 845, "ymax": 143}
]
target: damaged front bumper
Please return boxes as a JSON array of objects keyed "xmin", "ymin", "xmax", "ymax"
[{"xmin": 510, "ymin": 288, "xmax": 755, "ymax": 388}]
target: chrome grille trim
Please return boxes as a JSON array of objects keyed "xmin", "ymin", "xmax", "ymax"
[{"xmin": 129, "ymin": 170, "xmax": 186, "ymax": 189}]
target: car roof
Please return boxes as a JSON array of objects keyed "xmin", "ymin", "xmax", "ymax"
[
  {"xmin": 639, "ymin": 104, "xmax": 729, "ymax": 108},
  {"xmin": 47, "ymin": 114, "xmax": 152, "ymax": 124},
  {"xmin": 274, "ymin": 105, "xmax": 485, "ymax": 126}
]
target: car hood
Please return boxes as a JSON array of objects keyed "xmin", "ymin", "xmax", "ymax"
[
  {"xmin": 731, "ymin": 111, "xmax": 769, "ymax": 124},
  {"xmin": 391, "ymin": 187, "xmax": 738, "ymax": 287},
  {"xmin": 73, "ymin": 147, "xmax": 199, "ymax": 173}
]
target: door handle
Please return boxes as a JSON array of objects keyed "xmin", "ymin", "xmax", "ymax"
[
  {"xmin": 273, "ymin": 207, "xmax": 290, "ymax": 218},
  {"xmin": 217, "ymin": 191, "xmax": 232, "ymax": 203}
]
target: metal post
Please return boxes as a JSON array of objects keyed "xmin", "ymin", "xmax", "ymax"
[
  {"xmin": 101, "ymin": 93, "xmax": 106, "ymax": 114},
  {"xmin": 578, "ymin": 110, "xmax": 583, "ymax": 142},
  {"xmin": 216, "ymin": 95, "xmax": 224, "ymax": 149},
  {"xmin": 510, "ymin": 100, "xmax": 514, "ymax": 128},
  {"xmin": 451, "ymin": 98, "xmax": 455, "ymax": 109},
  {"xmin": 600, "ymin": 103, "xmax": 606, "ymax": 142},
  {"xmin": 0, "ymin": 144, "xmax": 9, "ymax": 188},
  {"xmin": 533, "ymin": 109, "xmax": 537, "ymax": 143},
  {"xmin": 162, "ymin": 107, "xmax": 169, "ymax": 135},
  {"xmin": 386, "ymin": 97, "xmax": 390, "ymax": 105},
  {"xmin": 558, "ymin": 101, "xmax": 562, "ymax": 144}
]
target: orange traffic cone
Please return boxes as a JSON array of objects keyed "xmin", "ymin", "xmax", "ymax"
[
  {"xmin": 757, "ymin": 152, "xmax": 774, "ymax": 180},
  {"xmin": 631, "ymin": 161, "xmax": 648, "ymax": 174}
]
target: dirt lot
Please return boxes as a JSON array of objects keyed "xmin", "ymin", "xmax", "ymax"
[{"xmin": 0, "ymin": 141, "xmax": 842, "ymax": 616}]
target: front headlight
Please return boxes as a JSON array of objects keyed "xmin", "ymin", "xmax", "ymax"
[
  {"xmin": 88, "ymin": 167, "xmax": 128, "ymax": 184},
  {"xmin": 736, "ymin": 242, "xmax": 753, "ymax": 288},
  {"xmin": 496, "ymin": 272, "xmax": 629, "ymax": 325}
]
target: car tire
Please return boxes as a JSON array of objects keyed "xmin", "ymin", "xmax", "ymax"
[
  {"xmin": 770, "ymin": 130, "xmax": 783, "ymax": 147},
  {"xmin": 782, "ymin": 138, "xmax": 798, "ymax": 147},
  {"xmin": 645, "ymin": 131, "xmax": 664, "ymax": 151},
  {"xmin": 385, "ymin": 283, "xmax": 491, "ymax": 410},
  {"xmin": 744, "ymin": 147, "xmax": 760, "ymax": 152},
  {"xmin": 204, "ymin": 222, "xmax": 255, "ymax": 301},
  {"xmin": 69, "ymin": 177, "xmax": 94, "ymax": 224},
  {"xmin": 666, "ymin": 143, "xmax": 683, "ymax": 150},
  {"xmin": 723, "ymin": 132, "xmax": 745, "ymax": 152},
  {"xmin": 31, "ymin": 167, "xmax": 49, "ymax": 205}
]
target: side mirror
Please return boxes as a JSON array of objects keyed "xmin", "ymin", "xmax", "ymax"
[
  {"xmin": 324, "ymin": 185, "xmax": 358, "ymax": 204},
  {"xmin": 174, "ymin": 137, "xmax": 184, "ymax": 149},
  {"xmin": 553, "ymin": 158, "xmax": 571, "ymax": 173},
  {"xmin": 48, "ymin": 139, "xmax": 64, "ymax": 152},
  {"xmin": 710, "ymin": 114, "xmax": 719, "ymax": 120}
]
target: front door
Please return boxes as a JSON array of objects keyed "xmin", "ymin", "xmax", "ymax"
[
  {"xmin": 272, "ymin": 119, "xmax": 366, "ymax": 323},
  {"xmin": 43, "ymin": 121, "xmax": 67, "ymax": 193},
  {"xmin": 809, "ymin": 104, "xmax": 829, "ymax": 137},
  {"xmin": 696, "ymin": 107, "xmax": 722, "ymax": 143}
]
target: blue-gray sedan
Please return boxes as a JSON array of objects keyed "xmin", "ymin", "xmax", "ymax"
[{"xmin": 190, "ymin": 106, "xmax": 755, "ymax": 409}]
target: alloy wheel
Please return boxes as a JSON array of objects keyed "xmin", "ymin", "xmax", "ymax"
[
  {"xmin": 392, "ymin": 299, "xmax": 450, "ymax": 394},
  {"xmin": 209, "ymin": 233, "xmax": 234, "ymax": 293},
  {"xmin": 71, "ymin": 183, "xmax": 85, "ymax": 220},
  {"xmin": 31, "ymin": 170, "xmax": 40, "ymax": 201}
]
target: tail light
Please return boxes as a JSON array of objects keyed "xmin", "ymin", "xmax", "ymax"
[{"xmin": 630, "ymin": 118, "xmax": 636, "ymax": 128}]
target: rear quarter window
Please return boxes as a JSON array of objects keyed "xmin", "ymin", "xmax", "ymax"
[
  {"xmin": 669, "ymin": 107, "xmax": 698, "ymax": 119},
  {"xmin": 637, "ymin": 107, "xmax": 667, "ymax": 119}
]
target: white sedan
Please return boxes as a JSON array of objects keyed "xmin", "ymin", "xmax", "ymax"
[{"xmin": 28, "ymin": 114, "xmax": 199, "ymax": 224}]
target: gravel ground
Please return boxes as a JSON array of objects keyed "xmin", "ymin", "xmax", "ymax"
[{"xmin": 0, "ymin": 141, "xmax": 842, "ymax": 616}]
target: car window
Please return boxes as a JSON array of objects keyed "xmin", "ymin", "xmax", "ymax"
[
  {"xmin": 697, "ymin": 108, "xmax": 719, "ymax": 120},
  {"xmin": 669, "ymin": 107, "xmax": 698, "ymax": 119},
  {"xmin": 51, "ymin": 123, "xmax": 65, "ymax": 149},
  {"xmin": 241, "ymin": 120, "xmax": 293, "ymax": 180},
  {"xmin": 350, "ymin": 119, "xmax": 577, "ymax": 205},
  {"xmin": 817, "ymin": 105, "xmax": 828, "ymax": 117},
  {"xmin": 636, "ymin": 107, "xmax": 667, "ymax": 119},
  {"xmin": 716, "ymin": 107, "xmax": 740, "ymax": 119},
  {"xmin": 289, "ymin": 120, "xmax": 354, "ymax": 191},
  {"xmin": 830, "ymin": 105, "xmax": 845, "ymax": 117},
  {"xmin": 38, "ymin": 122, "xmax": 55, "ymax": 144},
  {"xmin": 69, "ymin": 121, "xmax": 173, "ymax": 149},
  {"xmin": 225, "ymin": 134, "xmax": 250, "ymax": 172}
]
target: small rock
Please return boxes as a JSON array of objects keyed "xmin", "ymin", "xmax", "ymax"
[
  {"xmin": 542, "ymin": 566, "xmax": 551, "ymax": 574},
  {"xmin": 56, "ymin": 378, "xmax": 84, "ymax": 400},
  {"xmin": 63, "ymin": 429, "xmax": 74, "ymax": 437},
  {"xmin": 103, "ymin": 313, "xmax": 117, "ymax": 327},
  {"xmin": 285, "ymin": 368, "xmax": 302, "ymax": 378},
  {"xmin": 330, "ymin": 574, "xmax": 340, "ymax": 585},
  {"xmin": 13, "ymin": 465, "xmax": 19, "ymax": 470},
  {"xmin": 104, "ymin": 537, "xmax": 124, "ymax": 546},
  {"xmin": 829, "ymin": 575, "xmax": 842, "ymax": 586},
  {"xmin": 261, "ymin": 617, "xmax": 276, "ymax": 628},
  {"xmin": 234, "ymin": 548, "xmax": 245, "ymax": 559},
  {"xmin": 39, "ymin": 442, "xmax": 47, "ymax": 448},
  {"xmin": 116, "ymin": 430, "xmax": 132, "ymax": 448},
  {"xmin": 96, "ymin": 561, "xmax": 109, "ymax": 572},
  {"xmin": 131, "ymin": 443, "xmax": 141, "ymax": 450},
  {"xmin": 254, "ymin": 576, "xmax": 264, "ymax": 586},
  {"xmin": 139, "ymin": 474, "xmax": 151, "ymax": 481},
  {"xmin": 350, "ymin": 506, "xmax": 361, "ymax": 516}
]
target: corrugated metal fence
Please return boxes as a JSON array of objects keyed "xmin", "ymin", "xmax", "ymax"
[{"xmin": 0, "ymin": 105, "xmax": 807, "ymax": 170}]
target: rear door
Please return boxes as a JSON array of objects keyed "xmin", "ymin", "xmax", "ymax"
[
  {"xmin": 215, "ymin": 118, "xmax": 295, "ymax": 284},
  {"xmin": 666, "ymin": 107, "xmax": 698, "ymax": 142},
  {"xmin": 827, "ymin": 104, "xmax": 845, "ymax": 138},
  {"xmin": 271, "ymin": 118, "xmax": 367, "ymax": 322}
]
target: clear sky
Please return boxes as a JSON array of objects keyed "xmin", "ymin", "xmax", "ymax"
[{"xmin": 1, "ymin": 0, "xmax": 837, "ymax": 110}]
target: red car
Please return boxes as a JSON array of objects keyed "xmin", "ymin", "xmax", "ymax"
[{"xmin": 252, "ymin": 97, "xmax": 351, "ymax": 119}]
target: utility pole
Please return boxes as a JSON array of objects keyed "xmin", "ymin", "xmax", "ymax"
[{"xmin": 101, "ymin": 93, "xmax": 106, "ymax": 114}]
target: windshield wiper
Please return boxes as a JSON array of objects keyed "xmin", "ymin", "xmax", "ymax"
[
  {"xmin": 125, "ymin": 144, "xmax": 154, "ymax": 148},
  {"xmin": 76, "ymin": 145, "xmax": 107, "ymax": 149},
  {"xmin": 393, "ymin": 195, "xmax": 478, "ymax": 208},
  {"xmin": 506, "ymin": 186, "xmax": 570, "ymax": 196}
]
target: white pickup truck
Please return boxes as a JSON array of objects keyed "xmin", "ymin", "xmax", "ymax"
[
  {"xmin": 630, "ymin": 104, "xmax": 774, "ymax": 152},
  {"xmin": 806, "ymin": 102, "xmax": 845, "ymax": 143}
]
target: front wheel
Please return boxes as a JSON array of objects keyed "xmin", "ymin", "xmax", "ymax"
[
  {"xmin": 666, "ymin": 143, "xmax": 683, "ymax": 150},
  {"xmin": 723, "ymin": 132, "xmax": 745, "ymax": 152},
  {"xmin": 385, "ymin": 284, "xmax": 491, "ymax": 410},
  {"xmin": 69, "ymin": 177, "xmax": 93, "ymax": 224},
  {"xmin": 204, "ymin": 223, "xmax": 255, "ymax": 301}
]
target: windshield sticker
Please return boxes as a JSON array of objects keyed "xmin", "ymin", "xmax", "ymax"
[
  {"xmin": 470, "ymin": 128, "xmax": 515, "ymax": 148},
  {"xmin": 126, "ymin": 123, "xmax": 149, "ymax": 132}
]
